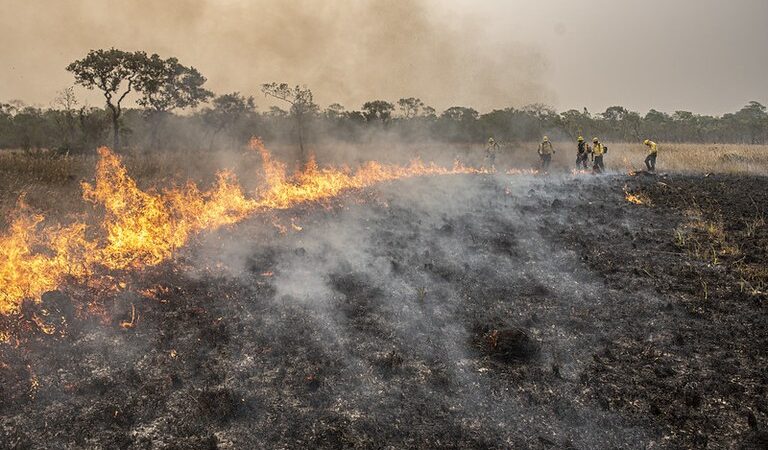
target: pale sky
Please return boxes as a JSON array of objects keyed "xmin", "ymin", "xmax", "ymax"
[{"xmin": 1, "ymin": 0, "xmax": 766, "ymax": 115}]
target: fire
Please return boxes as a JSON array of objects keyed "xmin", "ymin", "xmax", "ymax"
[
  {"xmin": 248, "ymin": 138, "xmax": 492, "ymax": 209},
  {"xmin": 0, "ymin": 203, "xmax": 93, "ymax": 314},
  {"xmin": 623, "ymin": 185, "xmax": 652, "ymax": 205},
  {"xmin": 1, "ymin": 138, "xmax": 512, "ymax": 316},
  {"xmin": 1, "ymin": 148, "xmax": 254, "ymax": 313},
  {"xmin": 83, "ymin": 147, "xmax": 255, "ymax": 269}
]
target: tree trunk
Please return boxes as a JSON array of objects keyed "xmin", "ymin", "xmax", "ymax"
[
  {"xmin": 149, "ymin": 110, "xmax": 163, "ymax": 151},
  {"xmin": 112, "ymin": 114, "xmax": 120, "ymax": 150},
  {"xmin": 297, "ymin": 122, "xmax": 306, "ymax": 167},
  {"xmin": 106, "ymin": 102, "xmax": 120, "ymax": 151}
]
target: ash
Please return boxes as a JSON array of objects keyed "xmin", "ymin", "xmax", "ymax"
[{"xmin": 2, "ymin": 173, "xmax": 766, "ymax": 449}]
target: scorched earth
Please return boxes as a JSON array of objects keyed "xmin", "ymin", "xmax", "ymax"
[{"xmin": 1, "ymin": 171, "xmax": 766, "ymax": 449}]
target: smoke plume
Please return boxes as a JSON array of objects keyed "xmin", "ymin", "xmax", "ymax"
[{"xmin": 0, "ymin": 0, "xmax": 551, "ymax": 111}]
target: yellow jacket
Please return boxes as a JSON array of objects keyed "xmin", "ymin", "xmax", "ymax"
[
  {"xmin": 539, "ymin": 141, "xmax": 554, "ymax": 155},
  {"xmin": 646, "ymin": 141, "xmax": 658, "ymax": 154},
  {"xmin": 592, "ymin": 142, "xmax": 605, "ymax": 156}
]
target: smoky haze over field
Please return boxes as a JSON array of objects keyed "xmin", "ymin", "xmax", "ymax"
[
  {"xmin": 1, "ymin": 0, "xmax": 767, "ymax": 114},
  {"xmin": 0, "ymin": 0, "xmax": 550, "ymax": 111}
]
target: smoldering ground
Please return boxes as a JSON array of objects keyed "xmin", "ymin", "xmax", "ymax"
[
  {"xmin": 147, "ymin": 173, "xmax": 656, "ymax": 447},
  {"xmin": 3, "ymin": 171, "xmax": 767, "ymax": 448}
]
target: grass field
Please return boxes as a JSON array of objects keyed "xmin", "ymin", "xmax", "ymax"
[
  {"xmin": 1, "ymin": 142, "xmax": 767, "ymax": 226},
  {"xmin": 2, "ymin": 141, "xmax": 767, "ymax": 448}
]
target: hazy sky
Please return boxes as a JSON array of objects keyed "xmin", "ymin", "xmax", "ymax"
[{"xmin": 1, "ymin": 0, "xmax": 766, "ymax": 115}]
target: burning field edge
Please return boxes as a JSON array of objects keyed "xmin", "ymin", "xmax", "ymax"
[{"xmin": 0, "ymin": 166, "xmax": 766, "ymax": 448}]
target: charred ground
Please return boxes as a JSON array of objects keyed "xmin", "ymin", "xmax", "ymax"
[{"xmin": 1, "ymin": 172, "xmax": 766, "ymax": 449}]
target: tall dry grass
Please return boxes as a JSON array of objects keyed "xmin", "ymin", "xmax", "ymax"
[
  {"xmin": 593, "ymin": 142, "xmax": 768, "ymax": 174},
  {"xmin": 1, "ymin": 142, "xmax": 767, "ymax": 227}
]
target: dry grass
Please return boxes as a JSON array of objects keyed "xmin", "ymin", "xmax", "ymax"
[
  {"xmin": 584, "ymin": 142, "xmax": 768, "ymax": 174},
  {"xmin": 674, "ymin": 207, "xmax": 741, "ymax": 265},
  {"xmin": 461, "ymin": 141, "xmax": 768, "ymax": 174},
  {"xmin": 0, "ymin": 148, "xmax": 265, "ymax": 227},
  {"xmin": 1, "ymin": 142, "xmax": 767, "ymax": 227}
]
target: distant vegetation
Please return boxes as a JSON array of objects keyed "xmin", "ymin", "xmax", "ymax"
[{"xmin": 0, "ymin": 49, "xmax": 766, "ymax": 153}]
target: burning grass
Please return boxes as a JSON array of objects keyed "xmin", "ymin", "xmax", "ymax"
[
  {"xmin": 0, "ymin": 139, "xmax": 500, "ymax": 314},
  {"xmin": 623, "ymin": 184, "xmax": 652, "ymax": 206},
  {"xmin": 2, "ymin": 141, "xmax": 766, "ymax": 316}
]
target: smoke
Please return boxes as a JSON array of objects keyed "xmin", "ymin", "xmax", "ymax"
[
  {"xmin": 181, "ymin": 173, "xmax": 654, "ymax": 446},
  {"xmin": 0, "ymin": 0, "xmax": 551, "ymax": 111}
]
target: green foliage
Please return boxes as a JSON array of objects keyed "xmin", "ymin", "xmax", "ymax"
[
  {"xmin": 66, "ymin": 48, "xmax": 213, "ymax": 150},
  {"xmin": 362, "ymin": 100, "xmax": 395, "ymax": 122},
  {"xmin": 6, "ymin": 46, "xmax": 768, "ymax": 153},
  {"xmin": 66, "ymin": 49, "xmax": 150, "ymax": 150},
  {"xmin": 136, "ymin": 55, "xmax": 213, "ymax": 113},
  {"xmin": 200, "ymin": 92, "xmax": 256, "ymax": 149},
  {"xmin": 396, "ymin": 97, "xmax": 426, "ymax": 119}
]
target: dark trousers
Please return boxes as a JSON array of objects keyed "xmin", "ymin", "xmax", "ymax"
[
  {"xmin": 645, "ymin": 153, "xmax": 657, "ymax": 171},
  {"xmin": 576, "ymin": 152, "xmax": 588, "ymax": 168},
  {"xmin": 593, "ymin": 155, "xmax": 605, "ymax": 172},
  {"xmin": 540, "ymin": 154, "xmax": 552, "ymax": 171}
]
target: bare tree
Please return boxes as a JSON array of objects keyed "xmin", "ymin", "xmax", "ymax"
[
  {"xmin": 261, "ymin": 83, "xmax": 318, "ymax": 165},
  {"xmin": 51, "ymin": 87, "xmax": 79, "ymax": 150}
]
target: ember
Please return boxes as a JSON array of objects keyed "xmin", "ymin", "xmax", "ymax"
[{"xmin": 623, "ymin": 184, "xmax": 652, "ymax": 205}]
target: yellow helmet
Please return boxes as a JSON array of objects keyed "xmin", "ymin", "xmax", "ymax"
[
  {"xmin": 577, "ymin": 136, "xmax": 584, "ymax": 142},
  {"xmin": 543, "ymin": 136, "xmax": 549, "ymax": 142},
  {"xmin": 643, "ymin": 139, "xmax": 650, "ymax": 145},
  {"xmin": 488, "ymin": 137, "xmax": 495, "ymax": 143},
  {"xmin": 593, "ymin": 137, "xmax": 599, "ymax": 143}
]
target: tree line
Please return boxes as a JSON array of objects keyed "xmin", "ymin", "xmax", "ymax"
[{"xmin": 1, "ymin": 49, "xmax": 766, "ymax": 157}]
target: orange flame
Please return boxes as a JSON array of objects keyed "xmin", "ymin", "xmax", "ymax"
[
  {"xmin": 0, "ymin": 203, "xmax": 93, "ymax": 314},
  {"xmin": 623, "ymin": 185, "xmax": 651, "ymax": 205},
  {"xmin": 248, "ymin": 138, "xmax": 494, "ymax": 209},
  {"xmin": 1, "ymin": 138, "xmax": 518, "ymax": 315}
]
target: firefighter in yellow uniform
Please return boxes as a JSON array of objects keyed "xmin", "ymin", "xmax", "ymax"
[
  {"xmin": 538, "ymin": 136, "xmax": 555, "ymax": 172},
  {"xmin": 485, "ymin": 137, "xmax": 500, "ymax": 170},
  {"xmin": 591, "ymin": 137, "xmax": 606, "ymax": 173},
  {"xmin": 643, "ymin": 139, "xmax": 658, "ymax": 172},
  {"xmin": 576, "ymin": 136, "xmax": 589, "ymax": 169}
]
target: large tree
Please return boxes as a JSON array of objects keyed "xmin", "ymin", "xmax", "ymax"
[
  {"xmin": 66, "ymin": 49, "xmax": 148, "ymax": 150},
  {"xmin": 261, "ymin": 83, "xmax": 318, "ymax": 165},
  {"xmin": 362, "ymin": 100, "xmax": 395, "ymax": 122},
  {"xmin": 201, "ymin": 92, "xmax": 256, "ymax": 150},
  {"xmin": 136, "ymin": 54, "xmax": 213, "ymax": 148},
  {"xmin": 397, "ymin": 97, "xmax": 426, "ymax": 119},
  {"xmin": 733, "ymin": 101, "xmax": 767, "ymax": 144}
]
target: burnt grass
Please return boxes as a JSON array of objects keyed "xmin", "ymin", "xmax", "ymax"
[{"xmin": 1, "ymin": 172, "xmax": 767, "ymax": 449}]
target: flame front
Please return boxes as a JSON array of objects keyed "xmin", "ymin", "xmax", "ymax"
[
  {"xmin": 249, "ymin": 138, "xmax": 492, "ymax": 209},
  {"xmin": 0, "ymin": 205, "xmax": 93, "ymax": 314},
  {"xmin": 0, "ymin": 138, "xmax": 511, "ymax": 314}
]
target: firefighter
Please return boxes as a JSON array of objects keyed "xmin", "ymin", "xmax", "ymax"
[
  {"xmin": 643, "ymin": 139, "xmax": 658, "ymax": 172},
  {"xmin": 576, "ymin": 136, "xmax": 589, "ymax": 169},
  {"xmin": 538, "ymin": 136, "xmax": 555, "ymax": 172},
  {"xmin": 591, "ymin": 137, "xmax": 606, "ymax": 173},
  {"xmin": 485, "ymin": 137, "xmax": 500, "ymax": 170}
]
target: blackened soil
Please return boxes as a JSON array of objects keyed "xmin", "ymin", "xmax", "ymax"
[{"xmin": 1, "ymin": 173, "xmax": 766, "ymax": 449}]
